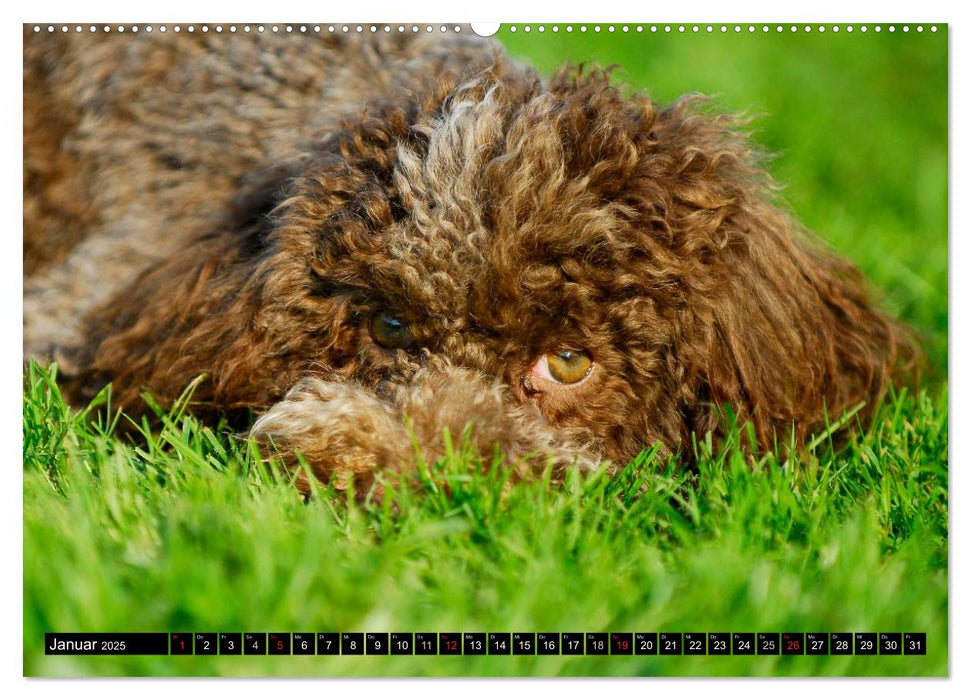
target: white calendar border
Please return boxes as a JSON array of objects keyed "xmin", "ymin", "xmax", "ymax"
[{"xmin": 3, "ymin": 0, "xmax": 962, "ymax": 697}]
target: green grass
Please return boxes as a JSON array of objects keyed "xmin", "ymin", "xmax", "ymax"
[
  {"xmin": 23, "ymin": 363, "xmax": 947, "ymax": 676},
  {"xmin": 23, "ymin": 27, "xmax": 947, "ymax": 677}
]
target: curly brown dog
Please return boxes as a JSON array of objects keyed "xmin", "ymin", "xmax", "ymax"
[{"xmin": 24, "ymin": 28, "xmax": 916, "ymax": 494}]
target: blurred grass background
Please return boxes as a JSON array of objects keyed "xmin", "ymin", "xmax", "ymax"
[{"xmin": 24, "ymin": 25, "xmax": 947, "ymax": 677}]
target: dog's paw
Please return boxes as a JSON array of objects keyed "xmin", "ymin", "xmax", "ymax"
[{"xmin": 250, "ymin": 377, "xmax": 414, "ymax": 494}]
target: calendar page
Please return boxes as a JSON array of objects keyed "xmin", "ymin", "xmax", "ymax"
[{"xmin": 22, "ymin": 20, "xmax": 947, "ymax": 677}]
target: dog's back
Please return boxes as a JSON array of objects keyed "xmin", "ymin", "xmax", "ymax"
[{"xmin": 23, "ymin": 27, "xmax": 502, "ymax": 359}]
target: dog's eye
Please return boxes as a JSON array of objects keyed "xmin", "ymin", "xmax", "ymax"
[
  {"xmin": 369, "ymin": 313, "xmax": 410, "ymax": 349},
  {"xmin": 532, "ymin": 349, "xmax": 594, "ymax": 385}
]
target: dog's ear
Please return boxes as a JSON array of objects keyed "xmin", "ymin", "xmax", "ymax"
[
  {"xmin": 683, "ymin": 229, "xmax": 914, "ymax": 451},
  {"xmin": 638, "ymin": 99, "xmax": 919, "ymax": 451}
]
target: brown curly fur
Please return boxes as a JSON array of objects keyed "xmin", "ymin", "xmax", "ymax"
[{"xmin": 24, "ymin": 28, "xmax": 918, "ymax": 494}]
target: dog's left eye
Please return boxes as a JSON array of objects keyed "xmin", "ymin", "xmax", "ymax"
[
  {"xmin": 531, "ymin": 349, "xmax": 594, "ymax": 385},
  {"xmin": 370, "ymin": 313, "xmax": 411, "ymax": 349}
]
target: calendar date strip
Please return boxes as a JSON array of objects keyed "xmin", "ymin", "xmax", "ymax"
[{"xmin": 45, "ymin": 632, "xmax": 927, "ymax": 656}]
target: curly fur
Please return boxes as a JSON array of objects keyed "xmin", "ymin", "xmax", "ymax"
[{"xmin": 23, "ymin": 28, "xmax": 918, "ymax": 493}]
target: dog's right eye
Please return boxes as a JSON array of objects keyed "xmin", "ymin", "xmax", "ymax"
[{"xmin": 369, "ymin": 313, "xmax": 411, "ymax": 349}]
